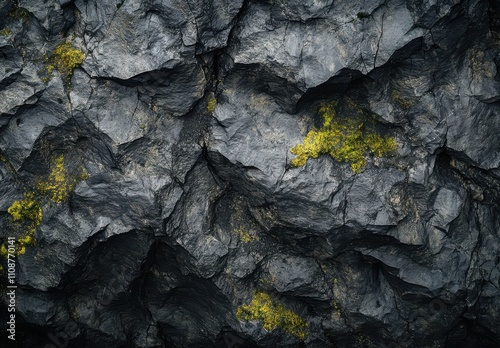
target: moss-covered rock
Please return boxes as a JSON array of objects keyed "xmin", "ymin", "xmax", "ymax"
[
  {"xmin": 236, "ymin": 292, "xmax": 308, "ymax": 341},
  {"xmin": 36, "ymin": 155, "xmax": 88, "ymax": 203},
  {"xmin": 207, "ymin": 95, "xmax": 218, "ymax": 114},
  {"xmin": 290, "ymin": 102, "xmax": 396, "ymax": 173},
  {"xmin": 1, "ymin": 155, "xmax": 88, "ymax": 257},
  {"xmin": 44, "ymin": 41, "xmax": 85, "ymax": 83}
]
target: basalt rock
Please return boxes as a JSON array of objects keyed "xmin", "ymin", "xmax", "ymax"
[{"xmin": 0, "ymin": 0, "xmax": 499, "ymax": 347}]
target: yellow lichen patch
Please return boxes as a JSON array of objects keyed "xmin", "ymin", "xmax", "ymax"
[
  {"xmin": 4, "ymin": 192, "xmax": 42, "ymax": 256},
  {"xmin": 35, "ymin": 155, "xmax": 88, "ymax": 203},
  {"xmin": 0, "ymin": 28, "xmax": 12, "ymax": 37},
  {"xmin": 235, "ymin": 226, "xmax": 258, "ymax": 243},
  {"xmin": 207, "ymin": 95, "xmax": 218, "ymax": 114},
  {"xmin": 236, "ymin": 292, "xmax": 308, "ymax": 341},
  {"xmin": 2, "ymin": 155, "xmax": 88, "ymax": 258},
  {"xmin": 290, "ymin": 102, "xmax": 397, "ymax": 173},
  {"xmin": 44, "ymin": 41, "xmax": 85, "ymax": 83},
  {"xmin": 0, "ymin": 241, "xmax": 28, "ymax": 257},
  {"xmin": 365, "ymin": 133, "xmax": 397, "ymax": 157},
  {"xmin": 7, "ymin": 193, "xmax": 42, "ymax": 225}
]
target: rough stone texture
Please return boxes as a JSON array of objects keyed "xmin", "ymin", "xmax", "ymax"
[{"xmin": 1, "ymin": 0, "xmax": 500, "ymax": 347}]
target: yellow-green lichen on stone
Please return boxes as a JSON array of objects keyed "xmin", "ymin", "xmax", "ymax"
[
  {"xmin": 1, "ymin": 155, "xmax": 88, "ymax": 257},
  {"xmin": 207, "ymin": 95, "xmax": 218, "ymax": 114},
  {"xmin": 44, "ymin": 41, "xmax": 85, "ymax": 83},
  {"xmin": 7, "ymin": 192, "xmax": 42, "ymax": 224},
  {"xmin": 235, "ymin": 226, "xmax": 258, "ymax": 243},
  {"xmin": 0, "ymin": 28, "xmax": 12, "ymax": 37},
  {"xmin": 4, "ymin": 192, "xmax": 42, "ymax": 256},
  {"xmin": 236, "ymin": 292, "xmax": 308, "ymax": 341},
  {"xmin": 290, "ymin": 102, "xmax": 396, "ymax": 173},
  {"xmin": 35, "ymin": 155, "xmax": 88, "ymax": 203}
]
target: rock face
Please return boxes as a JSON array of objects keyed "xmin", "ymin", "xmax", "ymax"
[{"xmin": 1, "ymin": 0, "xmax": 499, "ymax": 347}]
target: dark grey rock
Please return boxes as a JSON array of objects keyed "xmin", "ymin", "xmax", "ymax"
[
  {"xmin": 263, "ymin": 254, "xmax": 330, "ymax": 300},
  {"xmin": 19, "ymin": 0, "xmax": 73, "ymax": 34},
  {"xmin": 1, "ymin": 0, "xmax": 500, "ymax": 347},
  {"xmin": 0, "ymin": 0, "xmax": 12, "ymax": 19}
]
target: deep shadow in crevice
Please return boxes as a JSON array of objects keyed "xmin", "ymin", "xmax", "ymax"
[{"xmin": 445, "ymin": 318, "xmax": 500, "ymax": 348}]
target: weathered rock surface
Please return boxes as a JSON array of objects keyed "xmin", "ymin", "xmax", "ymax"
[{"xmin": 1, "ymin": 0, "xmax": 499, "ymax": 347}]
